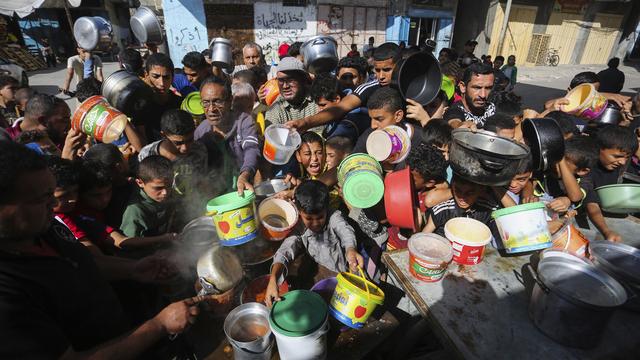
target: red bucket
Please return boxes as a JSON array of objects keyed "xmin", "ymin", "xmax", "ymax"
[
  {"xmin": 384, "ymin": 167, "xmax": 417, "ymax": 230},
  {"xmin": 72, "ymin": 95, "xmax": 127, "ymax": 143},
  {"xmin": 444, "ymin": 217, "xmax": 493, "ymax": 265}
]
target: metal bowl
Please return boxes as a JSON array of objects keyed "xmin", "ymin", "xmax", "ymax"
[
  {"xmin": 254, "ymin": 179, "xmax": 290, "ymax": 198},
  {"xmin": 130, "ymin": 6, "xmax": 163, "ymax": 44},
  {"xmin": 73, "ymin": 16, "xmax": 112, "ymax": 51}
]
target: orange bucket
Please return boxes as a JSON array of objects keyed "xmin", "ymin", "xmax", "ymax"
[
  {"xmin": 72, "ymin": 95, "xmax": 127, "ymax": 143},
  {"xmin": 551, "ymin": 221, "xmax": 589, "ymax": 257},
  {"xmin": 258, "ymin": 197, "xmax": 299, "ymax": 241}
]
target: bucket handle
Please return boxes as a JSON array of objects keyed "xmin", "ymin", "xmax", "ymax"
[
  {"xmin": 205, "ymin": 210, "xmax": 218, "ymax": 216},
  {"xmin": 355, "ymin": 267, "xmax": 371, "ymax": 301},
  {"xmin": 564, "ymin": 223, "xmax": 571, "ymax": 251},
  {"xmin": 313, "ymin": 38, "xmax": 327, "ymax": 46}
]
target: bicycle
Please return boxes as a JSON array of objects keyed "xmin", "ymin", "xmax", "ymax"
[{"xmin": 546, "ymin": 48, "xmax": 559, "ymax": 67}]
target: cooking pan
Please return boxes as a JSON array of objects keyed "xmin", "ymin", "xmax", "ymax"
[
  {"xmin": 595, "ymin": 102, "xmax": 623, "ymax": 126},
  {"xmin": 130, "ymin": 6, "xmax": 164, "ymax": 45},
  {"xmin": 521, "ymin": 118, "xmax": 565, "ymax": 172},
  {"xmin": 392, "ymin": 51, "xmax": 442, "ymax": 106},
  {"xmin": 102, "ymin": 70, "xmax": 154, "ymax": 118}
]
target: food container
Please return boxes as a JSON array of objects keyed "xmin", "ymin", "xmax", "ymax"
[
  {"xmin": 258, "ymin": 197, "xmax": 298, "ymax": 241},
  {"xmin": 73, "ymin": 16, "xmax": 112, "ymax": 51},
  {"xmin": 102, "ymin": 70, "xmax": 154, "ymax": 118},
  {"xmin": 254, "ymin": 179, "xmax": 291, "ymax": 203},
  {"xmin": 130, "ymin": 6, "xmax": 163, "ymax": 44},
  {"xmin": 337, "ymin": 153, "xmax": 384, "ymax": 209},
  {"xmin": 408, "ymin": 233, "xmax": 453, "ymax": 282},
  {"xmin": 210, "ymin": 37, "xmax": 234, "ymax": 72},
  {"xmin": 595, "ymin": 102, "xmax": 623, "ymax": 126},
  {"xmin": 224, "ymin": 302, "xmax": 274, "ymax": 360},
  {"xmin": 521, "ymin": 117, "xmax": 565, "ymax": 172},
  {"xmin": 492, "ymin": 202, "xmax": 552, "ymax": 254},
  {"xmin": 71, "ymin": 96, "xmax": 127, "ymax": 143},
  {"xmin": 595, "ymin": 184, "xmax": 640, "ymax": 214},
  {"xmin": 180, "ymin": 91, "xmax": 204, "ymax": 125},
  {"xmin": 259, "ymin": 79, "xmax": 280, "ymax": 106},
  {"xmin": 384, "ymin": 167, "xmax": 417, "ymax": 230},
  {"xmin": 311, "ymin": 277, "xmax": 338, "ymax": 303},
  {"xmin": 301, "ymin": 36, "xmax": 338, "ymax": 74},
  {"xmin": 329, "ymin": 268, "xmax": 384, "ymax": 329},
  {"xmin": 551, "ymin": 221, "xmax": 589, "ymax": 257},
  {"xmin": 196, "ymin": 244, "xmax": 244, "ymax": 295},
  {"xmin": 391, "ymin": 51, "xmax": 442, "ymax": 106},
  {"xmin": 206, "ymin": 191, "xmax": 258, "ymax": 246},
  {"xmin": 589, "ymin": 241, "xmax": 640, "ymax": 312},
  {"xmin": 270, "ymin": 290, "xmax": 330, "ymax": 360},
  {"xmin": 444, "ymin": 217, "xmax": 493, "ymax": 265},
  {"xmin": 263, "ymin": 124, "xmax": 301, "ymax": 165},
  {"xmin": 366, "ymin": 125, "xmax": 411, "ymax": 164},
  {"xmin": 241, "ymin": 275, "xmax": 289, "ymax": 304},
  {"xmin": 561, "ymin": 83, "xmax": 608, "ymax": 120}
]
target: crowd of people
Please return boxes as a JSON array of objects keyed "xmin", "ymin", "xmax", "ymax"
[{"xmin": 0, "ymin": 36, "xmax": 639, "ymax": 358}]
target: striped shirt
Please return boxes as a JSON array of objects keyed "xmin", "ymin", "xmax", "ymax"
[
  {"xmin": 264, "ymin": 95, "xmax": 322, "ymax": 133},
  {"xmin": 429, "ymin": 198, "xmax": 498, "ymax": 237}
]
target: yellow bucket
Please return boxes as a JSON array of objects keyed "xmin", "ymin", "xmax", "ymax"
[
  {"xmin": 329, "ymin": 268, "xmax": 384, "ymax": 328},
  {"xmin": 206, "ymin": 191, "xmax": 258, "ymax": 246}
]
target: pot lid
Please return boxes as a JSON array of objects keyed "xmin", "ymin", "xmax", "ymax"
[
  {"xmin": 269, "ymin": 290, "xmax": 327, "ymax": 337},
  {"xmin": 452, "ymin": 128, "xmax": 530, "ymax": 159},
  {"xmin": 538, "ymin": 257, "xmax": 627, "ymax": 307},
  {"xmin": 491, "ymin": 201, "xmax": 545, "ymax": 218},
  {"xmin": 589, "ymin": 241, "xmax": 640, "ymax": 285}
]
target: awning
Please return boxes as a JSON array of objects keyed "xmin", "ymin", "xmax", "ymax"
[{"xmin": 0, "ymin": 0, "xmax": 46, "ymax": 18}]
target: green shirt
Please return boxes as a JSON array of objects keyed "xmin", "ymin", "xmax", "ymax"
[
  {"xmin": 120, "ymin": 189, "xmax": 173, "ymax": 237},
  {"xmin": 264, "ymin": 95, "xmax": 322, "ymax": 134}
]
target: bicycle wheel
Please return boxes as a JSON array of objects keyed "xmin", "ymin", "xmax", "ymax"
[{"xmin": 549, "ymin": 54, "xmax": 559, "ymax": 66}]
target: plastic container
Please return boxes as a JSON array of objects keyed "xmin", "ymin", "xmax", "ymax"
[
  {"xmin": 492, "ymin": 202, "xmax": 552, "ymax": 254},
  {"xmin": 384, "ymin": 167, "xmax": 417, "ymax": 230},
  {"xmin": 337, "ymin": 153, "xmax": 384, "ymax": 209},
  {"xmin": 561, "ymin": 83, "xmax": 607, "ymax": 120},
  {"xmin": 408, "ymin": 233, "xmax": 453, "ymax": 282},
  {"xmin": 259, "ymin": 79, "xmax": 280, "ymax": 106},
  {"xmin": 206, "ymin": 191, "xmax": 258, "ymax": 246},
  {"xmin": 71, "ymin": 95, "xmax": 127, "ymax": 143},
  {"xmin": 311, "ymin": 277, "xmax": 338, "ymax": 303},
  {"xmin": 366, "ymin": 125, "xmax": 411, "ymax": 164},
  {"xmin": 595, "ymin": 184, "xmax": 640, "ymax": 214},
  {"xmin": 224, "ymin": 302, "xmax": 273, "ymax": 360},
  {"xmin": 329, "ymin": 268, "xmax": 385, "ymax": 329},
  {"xmin": 241, "ymin": 275, "xmax": 289, "ymax": 304},
  {"xmin": 258, "ymin": 197, "xmax": 298, "ymax": 241},
  {"xmin": 551, "ymin": 221, "xmax": 589, "ymax": 257},
  {"xmin": 270, "ymin": 290, "xmax": 329, "ymax": 360},
  {"xmin": 180, "ymin": 91, "xmax": 204, "ymax": 125},
  {"xmin": 263, "ymin": 124, "xmax": 301, "ymax": 165},
  {"xmin": 444, "ymin": 217, "xmax": 493, "ymax": 265}
]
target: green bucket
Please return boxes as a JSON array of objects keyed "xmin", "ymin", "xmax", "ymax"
[
  {"xmin": 337, "ymin": 153, "xmax": 384, "ymax": 209},
  {"xmin": 206, "ymin": 191, "xmax": 257, "ymax": 246},
  {"xmin": 181, "ymin": 92, "xmax": 204, "ymax": 123}
]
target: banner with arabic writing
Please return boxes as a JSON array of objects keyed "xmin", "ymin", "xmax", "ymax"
[{"xmin": 162, "ymin": 0, "xmax": 209, "ymax": 67}]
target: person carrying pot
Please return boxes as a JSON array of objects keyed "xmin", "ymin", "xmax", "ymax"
[{"xmin": 61, "ymin": 46, "xmax": 104, "ymax": 94}]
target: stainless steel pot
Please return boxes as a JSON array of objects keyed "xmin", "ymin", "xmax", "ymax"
[
  {"xmin": 181, "ymin": 216, "xmax": 219, "ymax": 249},
  {"xmin": 589, "ymin": 241, "xmax": 640, "ymax": 311},
  {"xmin": 210, "ymin": 38, "xmax": 234, "ymax": 72},
  {"xmin": 521, "ymin": 117, "xmax": 565, "ymax": 172},
  {"xmin": 102, "ymin": 70, "xmax": 154, "ymax": 118},
  {"xmin": 528, "ymin": 256, "xmax": 627, "ymax": 348},
  {"xmin": 73, "ymin": 16, "xmax": 112, "ymax": 51},
  {"xmin": 130, "ymin": 6, "xmax": 164, "ymax": 45},
  {"xmin": 301, "ymin": 36, "xmax": 338, "ymax": 74},
  {"xmin": 224, "ymin": 302, "xmax": 274, "ymax": 360},
  {"xmin": 196, "ymin": 244, "xmax": 244, "ymax": 295},
  {"xmin": 449, "ymin": 128, "xmax": 530, "ymax": 186},
  {"xmin": 595, "ymin": 102, "xmax": 623, "ymax": 126},
  {"xmin": 254, "ymin": 179, "xmax": 291, "ymax": 202}
]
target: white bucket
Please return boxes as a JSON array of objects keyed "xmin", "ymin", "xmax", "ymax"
[
  {"xmin": 263, "ymin": 124, "xmax": 301, "ymax": 165},
  {"xmin": 272, "ymin": 317, "xmax": 329, "ymax": 360},
  {"xmin": 492, "ymin": 202, "xmax": 552, "ymax": 254}
]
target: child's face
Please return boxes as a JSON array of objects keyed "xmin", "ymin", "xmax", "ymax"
[
  {"xmin": 452, "ymin": 180, "xmax": 483, "ymax": 210},
  {"xmin": 369, "ymin": 106, "xmax": 403, "ymax": 130},
  {"xmin": 0, "ymin": 84, "xmax": 16, "ymax": 102},
  {"xmin": 315, "ymin": 96, "xmax": 340, "ymax": 112},
  {"xmin": 137, "ymin": 178, "xmax": 172, "ymax": 202},
  {"xmin": 299, "ymin": 209, "xmax": 327, "ymax": 234},
  {"xmin": 564, "ymin": 158, "xmax": 590, "ymax": 177},
  {"xmin": 296, "ymin": 141, "xmax": 325, "ymax": 177},
  {"xmin": 325, "ymin": 146, "xmax": 346, "ymax": 171},
  {"xmin": 164, "ymin": 132, "xmax": 195, "ymax": 156},
  {"xmin": 599, "ymin": 148, "xmax": 631, "ymax": 171},
  {"xmin": 80, "ymin": 185, "xmax": 113, "ymax": 211},
  {"xmin": 496, "ymin": 128, "xmax": 515, "ymax": 140},
  {"xmin": 53, "ymin": 186, "xmax": 78, "ymax": 213},
  {"xmin": 508, "ymin": 172, "xmax": 531, "ymax": 195},
  {"xmin": 508, "ymin": 56, "xmax": 515, "ymax": 66},
  {"xmin": 411, "ymin": 169, "xmax": 427, "ymax": 190}
]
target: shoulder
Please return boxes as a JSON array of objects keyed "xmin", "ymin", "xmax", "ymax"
[
  {"xmin": 138, "ymin": 140, "xmax": 162, "ymax": 161},
  {"xmin": 431, "ymin": 199, "xmax": 456, "ymax": 215},
  {"xmin": 354, "ymin": 79, "xmax": 380, "ymax": 96}
]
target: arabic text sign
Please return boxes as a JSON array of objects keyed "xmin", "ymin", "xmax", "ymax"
[{"xmin": 161, "ymin": 0, "xmax": 209, "ymax": 67}]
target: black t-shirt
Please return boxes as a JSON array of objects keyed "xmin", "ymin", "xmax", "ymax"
[
  {"xmin": 353, "ymin": 79, "xmax": 382, "ymax": 107},
  {"xmin": 134, "ymin": 92, "xmax": 182, "ymax": 142},
  {"xmin": 583, "ymin": 164, "xmax": 623, "ymax": 205},
  {"xmin": 443, "ymin": 101, "xmax": 496, "ymax": 128},
  {"xmin": 0, "ymin": 221, "xmax": 128, "ymax": 358},
  {"xmin": 429, "ymin": 198, "xmax": 498, "ymax": 237}
]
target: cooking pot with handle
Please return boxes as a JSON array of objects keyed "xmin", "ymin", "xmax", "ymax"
[
  {"xmin": 521, "ymin": 118, "xmax": 565, "ymax": 172},
  {"xmin": 301, "ymin": 36, "xmax": 338, "ymax": 74},
  {"xmin": 102, "ymin": 70, "xmax": 154, "ymax": 118},
  {"xmin": 73, "ymin": 16, "xmax": 112, "ymax": 51},
  {"xmin": 210, "ymin": 38, "xmax": 234, "ymax": 72},
  {"xmin": 130, "ymin": 6, "xmax": 164, "ymax": 45}
]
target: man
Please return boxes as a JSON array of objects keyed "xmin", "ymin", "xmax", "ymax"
[
  {"xmin": 182, "ymin": 51, "xmax": 211, "ymax": 89},
  {"xmin": 443, "ymin": 62, "xmax": 496, "ymax": 128},
  {"xmin": 0, "ymin": 141, "xmax": 204, "ymax": 358},
  {"xmin": 597, "ymin": 57, "xmax": 625, "ymax": 94},
  {"xmin": 61, "ymin": 47, "xmax": 103, "ymax": 93},
  {"xmin": 363, "ymin": 36, "xmax": 375, "ymax": 55},
  {"xmin": 233, "ymin": 43, "xmax": 275, "ymax": 79},
  {"xmin": 459, "ymin": 40, "xmax": 478, "ymax": 66},
  {"xmin": 265, "ymin": 57, "xmax": 320, "ymax": 133},
  {"xmin": 336, "ymin": 56, "xmax": 368, "ymax": 91},
  {"xmin": 118, "ymin": 48, "xmax": 144, "ymax": 76},
  {"xmin": 5, "ymin": 93, "xmax": 54, "ymax": 140},
  {"xmin": 285, "ymin": 42, "xmax": 400, "ymax": 132}
]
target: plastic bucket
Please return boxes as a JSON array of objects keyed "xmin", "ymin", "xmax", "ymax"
[
  {"xmin": 384, "ymin": 167, "xmax": 417, "ymax": 230},
  {"xmin": 206, "ymin": 191, "xmax": 258, "ymax": 246},
  {"xmin": 444, "ymin": 217, "xmax": 493, "ymax": 265},
  {"xmin": 270, "ymin": 290, "xmax": 329, "ymax": 360},
  {"xmin": 180, "ymin": 91, "xmax": 204, "ymax": 125},
  {"xmin": 366, "ymin": 125, "xmax": 411, "ymax": 164},
  {"xmin": 311, "ymin": 277, "xmax": 337, "ymax": 303},
  {"xmin": 551, "ymin": 221, "xmax": 589, "ymax": 257},
  {"xmin": 492, "ymin": 202, "xmax": 552, "ymax": 254},
  {"xmin": 263, "ymin": 124, "xmax": 301, "ymax": 165},
  {"xmin": 337, "ymin": 153, "xmax": 384, "ymax": 209},
  {"xmin": 224, "ymin": 302, "xmax": 273, "ymax": 360},
  {"xmin": 329, "ymin": 268, "xmax": 384, "ymax": 329},
  {"xmin": 258, "ymin": 198, "xmax": 298, "ymax": 241},
  {"xmin": 241, "ymin": 275, "xmax": 289, "ymax": 304},
  {"xmin": 562, "ymin": 83, "xmax": 607, "ymax": 120},
  {"xmin": 259, "ymin": 79, "xmax": 280, "ymax": 106},
  {"xmin": 71, "ymin": 95, "xmax": 127, "ymax": 143},
  {"xmin": 408, "ymin": 233, "xmax": 453, "ymax": 282}
]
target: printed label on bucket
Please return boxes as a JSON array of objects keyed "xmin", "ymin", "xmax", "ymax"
[
  {"xmin": 409, "ymin": 253, "xmax": 446, "ymax": 282},
  {"xmin": 329, "ymin": 285, "xmax": 371, "ymax": 329},
  {"xmin": 213, "ymin": 207, "xmax": 258, "ymax": 246}
]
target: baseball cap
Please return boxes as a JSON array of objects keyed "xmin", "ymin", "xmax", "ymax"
[{"xmin": 276, "ymin": 56, "xmax": 306, "ymax": 74}]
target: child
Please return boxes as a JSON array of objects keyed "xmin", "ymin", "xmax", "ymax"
[
  {"xmin": 0, "ymin": 75, "xmax": 19, "ymax": 125},
  {"xmin": 506, "ymin": 154, "xmax": 534, "ymax": 204},
  {"xmin": 547, "ymin": 111, "xmax": 582, "ymax": 138},
  {"xmin": 423, "ymin": 119, "xmax": 454, "ymax": 182},
  {"xmin": 265, "ymin": 180, "xmax": 364, "ymax": 306},
  {"xmin": 580, "ymin": 126, "xmax": 638, "ymax": 241},
  {"xmin": 16, "ymin": 130, "xmax": 61, "ymax": 156},
  {"xmin": 121, "ymin": 155, "xmax": 176, "ymax": 238},
  {"xmin": 14, "ymin": 87, "xmax": 34, "ymax": 118},
  {"xmin": 483, "ymin": 113, "xmax": 516, "ymax": 140},
  {"xmin": 501, "ymin": 55, "xmax": 517, "ymax": 90},
  {"xmin": 325, "ymin": 136, "xmax": 353, "ymax": 171},
  {"xmin": 296, "ymin": 131, "xmax": 325, "ymax": 179}
]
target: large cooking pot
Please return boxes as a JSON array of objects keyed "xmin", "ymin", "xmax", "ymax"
[
  {"xmin": 392, "ymin": 51, "xmax": 442, "ymax": 106},
  {"xmin": 196, "ymin": 244, "xmax": 244, "ymax": 295},
  {"xmin": 529, "ymin": 256, "xmax": 627, "ymax": 348},
  {"xmin": 301, "ymin": 35, "xmax": 338, "ymax": 74},
  {"xmin": 73, "ymin": 16, "xmax": 112, "ymax": 51},
  {"xmin": 590, "ymin": 241, "xmax": 640, "ymax": 312},
  {"xmin": 102, "ymin": 70, "xmax": 154, "ymax": 118},
  {"xmin": 224, "ymin": 302, "xmax": 273, "ymax": 359},
  {"xmin": 449, "ymin": 128, "xmax": 530, "ymax": 186},
  {"xmin": 521, "ymin": 117, "xmax": 565, "ymax": 172},
  {"xmin": 130, "ymin": 6, "xmax": 164, "ymax": 45},
  {"xmin": 595, "ymin": 102, "xmax": 623, "ymax": 126},
  {"xmin": 210, "ymin": 38, "xmax": 234, "ymax": 72}
]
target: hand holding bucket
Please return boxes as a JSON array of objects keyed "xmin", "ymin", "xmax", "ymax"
[
  {"xmin": 263, "ymin": 124, "xmax": 301, "ymax": 165},
  {"xmin": 71, "ymin": 96, "xmax": 127, "ymax": 143}
]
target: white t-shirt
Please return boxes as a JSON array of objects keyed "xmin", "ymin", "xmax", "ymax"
[{"xmin": 67, "ymin": 55, "xmax": 102, "ymax": 84}]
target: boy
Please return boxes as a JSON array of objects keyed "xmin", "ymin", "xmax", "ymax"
[
  {"xmin": 501, "ymin": 55, "xmax": 517, "ymax": 90},
  {"xmin": 325, "ymin": 136, "xmax": 353, "ymax": 171},
  {"xmin": 265, "ymin": 180, "xmax": 364, "ymax": 306},
  {"xmin": 0, "ymin": 75, "xmax": 19, "ymax": 125},
  {"xmin": 295, "ymin": 131, "xmax": 325, "ymax": 179},
  {"xmin": 580, "ymin": 126, "xmax": 638, "ymax": 241},
  {"xmin": 506, "ymin": 154, "xmax": 534, "ymax": 204},
  {"xmin": 121, "ymin": 155, "xmax": 176, "ymax": 238},
  {"xmin": 483, "ymin": 113, "xmax": 516, "ymax": 140},
  {"xmin": 547, "ymin": 111, "xmax": 581, "ymax": 138}
]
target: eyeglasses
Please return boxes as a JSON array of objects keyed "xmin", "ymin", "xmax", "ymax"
[
  {"xmin": 276, "ymin": 77, "xmax": 298, "ymax": 86},
  {"xmin": 201, "ymin": 99, "xmax": 227, "ymax": 108}
]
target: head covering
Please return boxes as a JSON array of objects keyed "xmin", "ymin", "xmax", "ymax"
[
  {"xmin": 276, "ymin": 57, "xmax": 306, "ymax": 74},
  {"xmin": 278, "ymin": 43, "xmax": 291, "ymax": 58}
]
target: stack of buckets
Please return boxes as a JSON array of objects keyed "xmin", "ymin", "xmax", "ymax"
[{"xmin": 337, "ymin": 153, "xmax": 384, "ymax": 209}]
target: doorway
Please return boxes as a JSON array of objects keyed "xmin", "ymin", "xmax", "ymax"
[{"xmin": 408, "ymin": 17, "xmax": 437, "ymax": 47}]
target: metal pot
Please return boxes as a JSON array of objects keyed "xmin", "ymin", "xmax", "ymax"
[
  {"xmin": 73, "ymin": 16, "xmax": 112, "ymax": 51},
  {"xmin": 589, "ymin": 241, "xmax": 640, "ymax": 311},
  {"xmin": 521, "ymin": 117, "xmax": 565, "ymax": 172},
  {"xmin": 224, "ymin": 302, "xmax": 274, "ymax": 360},
  {"xmin": 528, "ymin": 256, "xmax": 627, "ymax": 348},
  {"xmin": 130, "ymin": 6, "xmax": 164, "ymax": 45},
  {"xmin": 102, "ymin": 70, "xmax": 154, "ymax": 118},
  {"xmin": 254, "ymin": 179, "xmax": 291, "ymax": 203},
  {"xmin": 596, "ymin": 102, "xmax": 623, "ymax": 126},
  {"xmin": 301, "ymin": 36, "xmax": 338, "ymax": 74},
  {"xmin": 391, "ymin": 51, "xmax": 442, "ymax": 106},
  {"xmin": 210, "ymin": 38, "xmax": 234, "ymax": 72},
  {"xmin": 449, "ymin": 128, "xmax": 530, "ymax": 186},
  {"xmin": 196, "ymin": 244, "xmax": 244, "ymax": 295},
  {"xmin": 181, "ymin": 216, "xmax": 219, "ymax": 249}
]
